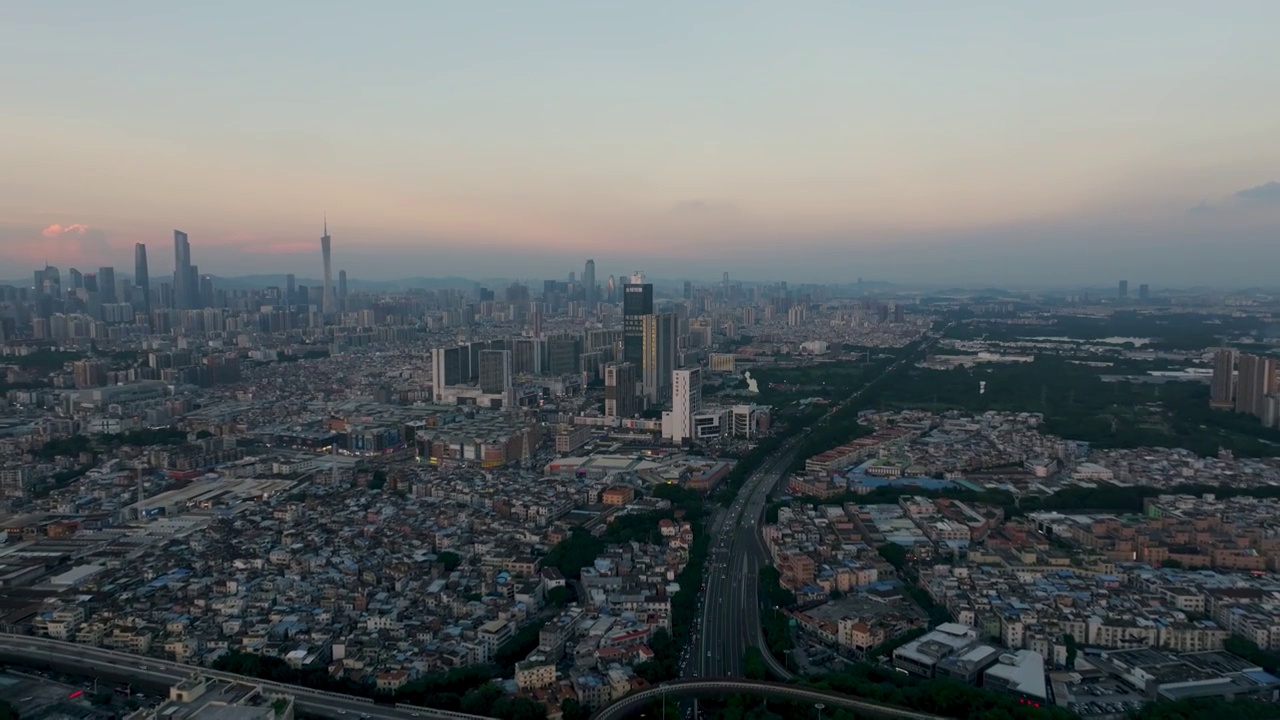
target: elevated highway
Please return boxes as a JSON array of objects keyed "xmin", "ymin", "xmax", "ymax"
[{"xmin": 591, "ymin": 679, "xmax": 949, "ymax": 720}]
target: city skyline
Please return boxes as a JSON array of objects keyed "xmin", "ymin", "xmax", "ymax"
[{"xmin": 3, "ymin": 2, "xmax": 1280, "ymax": 284}]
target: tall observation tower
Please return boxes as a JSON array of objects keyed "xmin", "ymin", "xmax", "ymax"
[{"xmin": 321, "ymin": 216, "xmax": 335, "ymax": 316}]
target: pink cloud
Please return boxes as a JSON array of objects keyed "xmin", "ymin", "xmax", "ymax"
[
  {"xmin": 41, "ymin": 223, "xmax": 92, "ymax": 239},
  {"xmin": 2, "ymin": 223, "xmax": 113, "ymax": 267},
  {"xmin": 241, "ymin": 242, "xmax": 316, "ymax": 255}
]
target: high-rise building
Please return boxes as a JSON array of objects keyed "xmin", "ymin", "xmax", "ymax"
[
  {"xmin": 642, "ymin": 312, "xmax": 677, "ymax": 405},
  {"xmin": 1236, "ymin": 354, "xmax": 1278, "ymax": 418},
  {"xmin": 664, "ymin": 367, "xmax": 703, "ymax": 444},
  {"xmin": 583, "ymin": 259, "xmax": 596, "ymax": 310},
  {"xmin": 68, "ymin": 268, "xmax": 83, "ymax": 291},
  {"xmin": 98, "ymin": 266, "xmax": 117, "ymax": 303},
  {"xmin": 431, "ymin": 346, "xmax": 466, "ymax": 401},
  {"xmin": 173, "ymin": 230, "xmax": 192, "ymax": 309},
  {"xmin": 605, "ymin": 362, "xmax": 640, "ymax": 418},
  {"xmin": 83, "ymin": 273, "xmax": 99, "ymax": 293},
  {"xmin": 1118, "ymin": 280, "xmax": 1129, "ymax": 300},
  {"xmin": 133, "ymin": 243, "xmax": 150, "ymax": 314},
  {"xmin": 338, "ymin": 269, "xmax": 348, "ymax": 313},
  {"xmin": 478, "ymin": 349, "xmax": 513, "ymax": 396},
  {"xmin": 1210, "ymin": 349, "xmax": 1236, "ymax": 409},
  {"xmin": 622, "ymin": 278, "xmax": 653, "ymax": 368},
  {"xmin": 285, "ymin": 274, "xmax": 296, "ymax": 307},
  {"xmin": 1138, "ymin": 284, "xmax": 1150, "ymax": 302},
  {"xmin": 606, "ymin": 275, "xmax": 617, "ymax": 304},
  {"xmin": 683, "ymin": 281, "xmax": 693, "ymax": 300},
  {"xmin": 321, "ymin": 218, "xmax": 335, "ymax": 316}
]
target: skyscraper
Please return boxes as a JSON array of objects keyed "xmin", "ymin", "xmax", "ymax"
[
  {"xmin": 1138, "ymin": 283, "xmax": 1150, "ymax": 302},
  {"xmin": 1210, "ymin": 349, "xmax": 1236, "ymax": 409},
  {"xmin": 622, "ymin": 277, "xmax": 653, "ymax": 368},
  {"xmin": 321, "ymin": 218, "xmax": 335, "ymax": 316},
  {"xmin": 583, "ymin": 259, "xmax": 596, "ymax": 310},
  {"xmin": 285, "ymin": 274, "xmax": 296, "ymax": 307},
  {"xmin": 478, "ymin": 349, "xmax": 513, "ymax": 398},
  {"xmin": 605, "ymin": 362, "xmax": 640, "ymax": 418},
  {"xmin": 134, "ymin": 243, "xmax": 150, "ymax": 314},
  {"xmin": 173, "ymin": 230, "xmax": 192, "ymax": 309},
  {"xmin": 98, "ymin": 266, "xmax": 117, "ymax": 303},
  {"xmin": 1118, "ymin": 280, "xmax": 1129, "ymax": 301},
  {"xmin": 338, "ymin": 269, "xmax": 348, "ymax": 313},
  {"xmin": 642, "ymin": 312, "xmax": 677, "ymax": 405},
  {"xmin": 1236, "ymin": 354, "xmax": 1278, "ymax": 418},
  {"xmin": 664, "ymin": 367, "xmax": 703, "ymax": 444}
]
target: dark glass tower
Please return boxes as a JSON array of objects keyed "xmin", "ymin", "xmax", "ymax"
[
  {"xmin": 134, "ymin": 243, "xmax": 150, "ymax": 314},
  {"xmin": 622, "ymin": 279, "xmax": 653, "ymax": 367}
]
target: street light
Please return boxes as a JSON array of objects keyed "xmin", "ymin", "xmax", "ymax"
[{"xmin": 815, "ymin": 702, "xmax": 825, "ymax": 720}]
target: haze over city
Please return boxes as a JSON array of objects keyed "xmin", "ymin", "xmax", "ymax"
[{"xmin": 3, "ymin": 0, "xmax": 1280, "ymax": 285}]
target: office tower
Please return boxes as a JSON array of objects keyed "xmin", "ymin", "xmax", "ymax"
[
  {"xmin": 683, "ymin": 281, "xmax": 693, "ymax": 300},
  {"xmin": 97, "ymin": 266, "xmax": 117, "ymax": 303},
  {"xmin": 511, "ymin": 337, "xmax": 545, "ymax": 375},
  {"xmin": 321, "ymin": 218, "xmax": 335, "ymax": 315},
  {"xmin": 199, "ymin": 274, "xmax": 214, "ymax": 308},
  {"xmin": 642, "ymin": 312, "xmax": 677, "ymax": 405},
  {"xmin": 665, "ymin": 367, "xmax": 703, "ymax": 444},
  {"xmin": 431, "ymin": 346, "xmax": 466, "ymax": 402},
  {"xmin": 722, "ymin": 271, "xmax": 730, "ymax": 284},
  {"xmin": 83, "ymin": 273, "xmax": 99, "ymax": 293},
  {"xmin": 605, "ymin": 362, "xmax": 640, "ymax": 418},
  {"xmin": 893, "ymin": 303, "xmax": 906, "ymax": 323},
  {"xmin": 606, "ymin": 275, "xmax": 617, "ymax": 303},
  {"xmin": 173, "ymin": 230, "xmax": 191, "ymax": 309},
  {"xmin": 1210, "ymin": 349, "xmax": 1236, "ymax": 409},
  {"xmin": 478, "ymin": 349, "xmax": 513, "ymax": 396},
  {"xmin": 338, "ymin": 270, "xmax": 348, "ymax": 313},
  {"xmin": 583, "ymin": 259, "xmax": 596, "ymax": 309},
  {"xmin": 286, "ymin": 274, "xmax": 296, "ymax": 306},
  {"xmin": 1236, "ymin": 354, "xmax": 1278, "ymax": 418},
  {"xmin": 623, "ymin": 279, "xmax": 653, "ymax": 368},
  {"xmin": 68, "ymin": 268, "xmax": 83, "ymax": 291},
  {"xmin": 1137, "ymin": 284, "xmax": 1149, "ymax": 302},
  {"xmin": 133, "ymin": 244, "xmax": 150, "ymax": 314},
  {"xmin": 1118, "ymin": 280, "xmax": 1128, "ymax": 300},
  {"xmin": 547, "ymin": 334, "xmax": 582, "ymax": 375}
]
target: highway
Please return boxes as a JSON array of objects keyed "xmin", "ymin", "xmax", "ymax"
[
  {"xmin": 686, "ymin": 352, "xmax": 915, "ymax": 683},
  {"xmin": 591, "ymin": 679, "xmax": 948, "ymax": 720},
  {"xmin": 0, "ymin": 633, "xmax": 477, "ymax": 720}
]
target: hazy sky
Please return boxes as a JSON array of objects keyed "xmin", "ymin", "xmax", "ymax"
[{"xmin": 3, "ymin": 1, "xmax": 1280, "ymax": 286}]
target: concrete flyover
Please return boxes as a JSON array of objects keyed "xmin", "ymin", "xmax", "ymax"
[
  {"xmin": 590, "ymin": 679, "xmax": 950, "ymax": 720},
  {"xmin": 0, "ymin": 632, "xmax": 476, "ymax": 720}
]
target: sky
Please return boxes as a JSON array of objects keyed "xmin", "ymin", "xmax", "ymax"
[{"xmin": 2, "ymin": 1, "xmax": 1280, "ymax": 286}]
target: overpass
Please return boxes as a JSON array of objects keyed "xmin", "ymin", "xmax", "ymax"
[
  {"xmin": 590, "ymin": 680, "xmax": 949, "ymax": 720},
  {"xmin": 0, "ymin": 633, "xmax": 473, "ymax": 719}
]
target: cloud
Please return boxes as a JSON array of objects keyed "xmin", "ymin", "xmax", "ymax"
[
  {"xmin": 1, "ymin": 223, "xmax": 113, "ymax": 268},
  {"xmin": 1189, "ymin": 180, "xmax": 1280, "ymax": 215},
  {"xmin": 1235, "ymin": 181, "xmax": 1280, "ymax": 203},
  {"xmin": 42, "ymin": 223, "xmax": 92, "ymax": 239}
]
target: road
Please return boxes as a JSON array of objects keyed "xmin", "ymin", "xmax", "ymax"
[
  {"xmin": 0, "ymin": 634, "xmax": 476, "ymax": 720},
  {"xmin": 686, "ymin": 354, "xmax": 914, "ymax": 683},
  {"xmin": 592, "ymin": 679, "xmax": 948, "ymax": 720},
  {"xmin": 687, "ymin": 440, "xmax": 800, "ymax": 680}
]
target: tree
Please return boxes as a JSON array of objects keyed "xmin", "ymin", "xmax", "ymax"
[
  {"xmin": 0, "ymin": 700, "xmax": 17, "ymax": 720},
  {"xmin": 437, "ymin": 551, "xmax": 461, "ymax": 572},
  {"xmin": 460, "ymin": 683, "xmax": 503, "ymax": 716},
  {"xmin": 369, "ymin": 470, "xmax": 388, "ymax": 490},
  {"xmin": 743, "ymin": 647, "xmax": 767, "ymax": 680},
  {"xmin": 1161, "ymin": 559, "xmax": 1184, "ymax": 569},
  {"xmin": 560, "ymin": 699, "xmax": 590, "ymax": 720},
  {"xmin": 877, "ymin": 543, "xmax": 908, "ymax": 571},
  {"xmin": 490, "ymin": 696, "xmax": 548, "ymax": 720},
  {"xmin": 546, "ymin": 586, "xmax": 572, "ymax": 607},
  {"xmin": 1063, "ymin": 633, "xmax": 1078, "ymax": 671}
]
